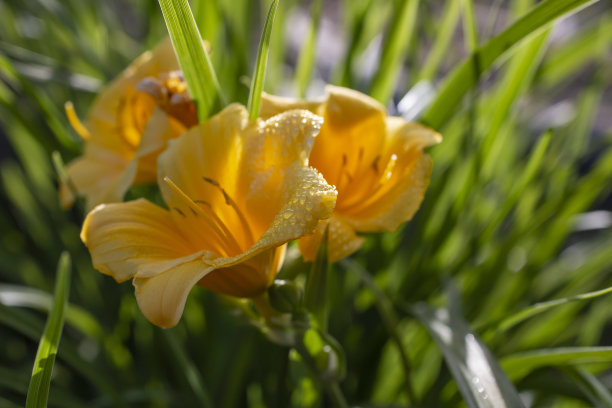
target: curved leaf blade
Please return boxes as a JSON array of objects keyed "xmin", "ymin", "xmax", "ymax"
[
  {"xmin": 421, "ymin": 0, "xmax": 600, "ymax": 129},
  {"xmin": 25, "ymin": 252, "xmax": 71, "ymax": 408},
  {"xmin": 247, "ymin": 0, "xmax": 279, "ymax": 119},
  {"xmin": 158, "ymin": 0, "xmax": 225, "ymax": 121},
  {"xmin": 502, "ymin": 347, "xmax": 612, "ymax": 381},
  {"xmin": 413, "ymin": 302, "xmax": 525, "ymax": 408}
]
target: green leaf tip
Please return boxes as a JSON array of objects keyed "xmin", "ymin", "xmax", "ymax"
[
  {"xmin": 158, "ymin": 0, "xmax": 226, "ymax": 122},
  {"xmin": 248, "ymin": 0, "xmax": 279, "ymax": 120}
]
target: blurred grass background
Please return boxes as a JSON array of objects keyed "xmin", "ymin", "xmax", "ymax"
[{"xmin": 1, "ymin": 0, "xmax": 612, "ymax": 406}]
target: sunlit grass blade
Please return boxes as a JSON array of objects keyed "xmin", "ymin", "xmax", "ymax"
[
  {"xmin": 489, "ymin": 284, "xmax": 612, "ymax": 334},
  {"xmin": 332, "ymin": 0, "xmax": 378, "ymax": 87},
  {"xmin": 0, "ymin": 283, "xmax": 104, "ymax": 339},
  {"xmin": 1, "ymin": 163, "xmax": 55, "ymax": 253},
  {"xmin": 537, "ymin": 13, "xmax": 612, "ymax": 86},
  {"xmin": 25, "ymin": 252, "xmax": 71, "ymax": 408},
  {"xmin": 51, "ymin": 151, "xmax": 78, "ymax": 204},
  {"xmin": 369, "ymin": 0, "xmax": 420, "ymax": 104},
  {"xmin": 481, "ymin": 28, "xmax": 550, "ymax": 177},
  {"xmin": 304, "ymin": 227, "xmax": 329, "ymax": 332},
  {"xmin": 247, "ymin": 0, "xmax": 279, "ymax": 120},
  {"xmin": 421, "ymin": 0, "xmax": 599, "ymax": 129},
  {"xmin": 478, "ymin": 130, "xmax": 552, "ymax": 242},
  {"xmin": 266, "ymin": 0, "xmax": 289, "ymax": 93},
  {"xmin": 0, "ymin": 54, "xmax": 75, "ymax": 150},
  {"xmin": 412, "ymin": 298, "xmax": 525, "ymax": 408},
  {"xmin": 461, "ymin": 0, "xmax": 479, "ymax": 52},
  {"xmin": 502, "ymin": 347, "xmax": 612, "ymax": 381},
  {"xmin": 294, "ymin": 0, "xmax": 322, "ymax": 97},
  {"xmin": 417, "ymin": 0, "xmax": 461, "ymax": 81},
  {"xmin": 158, "ymin": 0, "xmax": 225, "ymax": 121}
]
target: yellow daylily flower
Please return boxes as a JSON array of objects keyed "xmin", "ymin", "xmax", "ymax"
[
  {"xmin": 261, "ymin": 85, "xmax": 442, "ymax": 262},
  {"xmin": 61, "ymin": 39, "xmax": 193, "ymax": 210},
  {"xmin": 81, "ymin": 104, "xmax": 337, "ymax": 328}
]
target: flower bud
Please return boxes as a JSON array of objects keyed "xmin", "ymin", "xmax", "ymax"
[{"xmin": 268, "ymin": 279, "xmax": 303, "ymax": 313}]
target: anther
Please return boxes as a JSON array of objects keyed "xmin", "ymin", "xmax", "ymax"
[
  {"xmin": 164, "ymin": 177, "xmax": 242, "ymax": 255},
  {"xmin": 64, "ymin": 101, "xmax": 91, "ymax": 140},
  {"xmin": 202, "ymin": 177, "xmax": 255, "ymax": 244}
]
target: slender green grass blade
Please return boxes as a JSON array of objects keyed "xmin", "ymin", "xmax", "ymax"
[
  {"xmin": 332, "ymin": 0, "xmax": 378, "ymax": 87},
  {"xmin": 340, "ymin": 259, "xmax": 417, "ymax": 404},
  {"xmin": 563, "ymin": 367, "xmax": 612, "ymax": 407},
  {"xmin": 412, "ymin": 299, "xmax": 525, "ymax": 408},
  {"xmin": 157, "ymin": 0, "xmax": 225, "ymax": 121},
  {"xmin": 478, "ymin": 130, "xmax": 552, "ymax": 242},
  {"xmin": 304, "ymin": 227, "xmax": 329, "ymax": 332},
  {"xmin": 25, "ymin": 252, "xmax": 71, "ymax": 408},
  {"xmin": 492, "ymin": 285, "xmax": 612, "ymax": 334},
  {"xmin": 481, "ymin": 29, "xmax": 550, "ymax": 174},
  {"xmin": 266, "ymin": 0, "xmax": 290, "ymax": 93},
  {"xmin": 294, "ymin": 0, "xmax": 322, "ymax": 97},
  {"xmin": 0, "ymin": 367, "xmax": 85, "ymax": 408},
  {"xmin": 163, "ymin": 331, "xmax": 213, "ymax": 408},
  {"xmin": 421, "ymin": 0, "xmax": 600, "ymax": 129},
  {"xmin": 247, "ymin": 0, "xmax": 279, "ymax": 120},
  {"xmin": 461, "ymin": 0, "xmax": 479, "ymax": 52},
  {"xmin": 418, "ymin": 0, "xmax": 461, "ymax": 81},
  {"xmin": 0, "ymin": 284, "xmax": 103, "ymax": 339},
  {"xmin": 502, "ymin": 347, "xmax": 612, "ymax": 380},
  {"xmin": 537, "ymin": 13, "xmax": 612, "ymax": 86},
  {"xmin": 0, "ymin": 54, "xmax": 75, "ymax": 150},
  {"xmin": 370, "ymin": 0, "xmax": 420, "ymax": 104}
]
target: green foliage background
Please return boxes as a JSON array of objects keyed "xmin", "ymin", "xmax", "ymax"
[{"xmin": 1, "ymin": 0, "xmax": 612, "ymax": 406}]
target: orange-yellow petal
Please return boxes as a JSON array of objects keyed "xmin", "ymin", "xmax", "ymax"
[
  {"xmin": 85, "ymin": 39, "xmax": 179, "ymax": 156},
  {"xmin": 81, "ymin": 199, "xmax": 199, "ymax": 282},
  {"xmin": 157, "ymin": 104, "xmax": 248, "ymax": 253},
  {"xmin": 340, "ymin": 118, "xmax": 441, "ymax": 232},
  {"xmin": 237, "ymin": 110, "xmax": 328, "ymax": 237},
  {"xmin": 259, "ymin": 92, "xmax": 322, "ymax": 119},
  {"xmin": 133, "ymin": 259, "xmax": 215, "ymax": 328},
  {"xmin": 61, "ymin": 147, "xmax": 136, "ymax": 210},
  {"xmin": 81, "ymin": 105, "xmax": 338, "ymax": 328},
  {"xmin": 198, "ymin": 245, "xmax": 286, "ymax": 297},
  {"xmin": 310, "ymin": 86, "xmax": 387, "ymax": 190},
  {"xmin": 134, "ymin": 107, "xmax": 187, "ymax": 183}
]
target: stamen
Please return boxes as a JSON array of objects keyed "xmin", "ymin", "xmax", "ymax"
[
  {"xmin": 164, "ymin": 177, "xmax": 242, "ymax": 255},
  {"xmin": 194, "ymin": 199, "xmax": 242, "ymax": 251},
  {"xmin": 338, "ymin": 154, "xmax": 400, "ymax": 212},
  {"xmin": 116, "ymin": 96, "xmax": 141, "ymax": 149},
  {"xmin": 337, "ymin": 147, "xmax": 367, "ymax": 191},
  {"xmin": 203, "ymin": 177, "xmax": 255, "ymax": 244},
  {"xmin": 173, "ymin": 207, "xmax": 186, "ymax": 217},
  {"xmin": 380, "ymin": 154, "xmax": 398, "ymax": 182},
  {"xmin": 64, "ymin": 101, "xmax": 91, "ymax": 140},
  {"xmin": 372, "ymin": 155, "xmax": 381, "ymax": 173}
]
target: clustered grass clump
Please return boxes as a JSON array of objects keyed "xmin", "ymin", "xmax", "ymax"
[{"xmin": 1, "ymin": 0, "xmax": 611, "ymax": 407}]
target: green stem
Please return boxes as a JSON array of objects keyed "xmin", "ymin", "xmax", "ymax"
[
  {"xmin": 304, "ymin": 226, "xmax": 329, "ymax": 332},
  {"xmin": 252, "ymin": 293, "xmax": 281, "ymax": 323},
  {"xmin": 294, "ymin": 340, "xmax": 349, "ymax": 408},
  {"xmin": 340, "ymin": 259, "xmax": 417, "ymax": 404},
  {"xmin": 325, "ymin": 382, "xmax": 350, "ymax": 408}
]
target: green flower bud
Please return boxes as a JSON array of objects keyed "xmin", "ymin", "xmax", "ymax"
[{"xmin": 268, "ymin": 280, "xmax": 303, "ymax": 313}]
